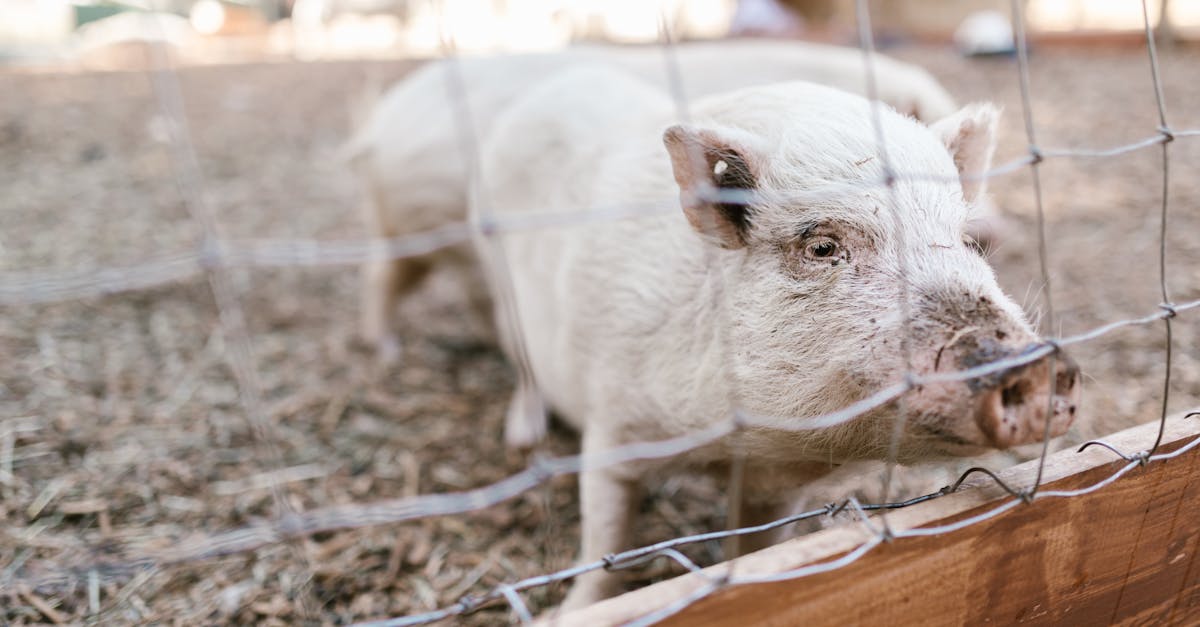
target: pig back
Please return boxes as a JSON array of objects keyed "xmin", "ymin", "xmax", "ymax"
[
  {"xmin": 351, "ymin": 53, "xmax": 587, "ymax": 234},
  {"xmin": 475, "ymin": 66, "xmax": 716, "ymax": 434}
]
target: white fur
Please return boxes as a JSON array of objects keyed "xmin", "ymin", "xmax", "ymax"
[
  {"xmin": 346, "ymin": 41, "xmax": 978, "ymax": 366},
  {"xmin": 474, "ymin": 67, "xmax": 1077, "ymax": 608}
]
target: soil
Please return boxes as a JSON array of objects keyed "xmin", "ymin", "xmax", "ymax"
[{"xmin": 1, "ymin": 41, "xmax": 1198, "ymax": 624}]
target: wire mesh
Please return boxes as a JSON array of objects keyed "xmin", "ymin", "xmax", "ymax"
[{"xmin": 2, "ymin": 0, "xmax": 1198, "ymax": 624}]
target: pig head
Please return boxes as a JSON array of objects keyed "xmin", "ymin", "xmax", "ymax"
[{"xmin": 662, "ymin": 92, "xmax": 1080, "ymax": 464}]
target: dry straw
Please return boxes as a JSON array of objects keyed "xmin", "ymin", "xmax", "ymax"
[{"xmin": 2, "ymin": 0, "xmax": 1198, "ymax": 624}]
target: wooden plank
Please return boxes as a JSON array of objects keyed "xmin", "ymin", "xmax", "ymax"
[
  {"xmin": 1164, "ymin": 449, "xmax": 1200, "ymax": 625},
  {"xmin": 1106, "ymin": 432, "xmax": 1200, "ymax": 625},
  {"xmin": 555, "ymin": 410, "xmax": 1200, "ymax": 626}
]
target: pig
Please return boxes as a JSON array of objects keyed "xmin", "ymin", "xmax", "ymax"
[
  {"xmin": 342, "ymin": 40, "xmax": 1008, "ymax": 363},
  {"xmin": 471, "ymin": 66, "xmax": 1080, "ymax": 609}
]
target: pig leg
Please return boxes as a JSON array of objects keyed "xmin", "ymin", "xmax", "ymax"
[
  {"xmin": 504, "ymin": 374, "xmax": 547, "ymax": 449},
  {"xmin": 494, "ymin": 283, "xmax": 545, "ymax": 448},
  {"xmin": 357, "ymin": 179, "xmax": 438, "ymax": 363},
  {"xmin": 360, "ymin": 257, "xmax": 430, "ymax": 363},
  {"xmin": 561, "ymin": 432, "xmax": 641, "ymax": 610}
]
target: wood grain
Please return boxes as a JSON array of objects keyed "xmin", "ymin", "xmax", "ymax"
[{"xmin": 554, "ymin": 411, "xmax": 1200, "ymax": 626}]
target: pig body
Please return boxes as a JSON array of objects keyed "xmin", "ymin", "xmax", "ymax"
[
  {"xmin": 473, "ymin": 66, "xmax": 1079, "ymax": 608},
  {"xmin": 344, "ymin": 40, "xmax": 994, "ymax": 361}
]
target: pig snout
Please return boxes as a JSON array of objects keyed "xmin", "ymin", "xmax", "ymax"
[
  {"xmin": 904, "ymin": 291, "xmax": 1083, "ymax": 454},
  {"xmin": 907, "ymin": 333, "xmax": 1083, "ymax": 456},
  {"xmin": 973, "ymin": 350, "xmax": 1081, "ymax": 449}
]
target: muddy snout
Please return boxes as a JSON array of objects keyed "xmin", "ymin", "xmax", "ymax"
[{"xmin": 974, "ymin": 351, "xmax": 1081, "ymax": 449}]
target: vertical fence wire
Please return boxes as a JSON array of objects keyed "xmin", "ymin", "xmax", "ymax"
[
  {"xmin": 6, "ymin": 2, "xmax": 1200, "ymax": 624},
  {"xmin": 433, "ymin": 4, "xmax": 555, "ymax": 619},
  {"xmin": 653, "ymin": 5, "xmax": 750, "ymax": 562},
  {"xmin": 141, "ymin": 7, "xmax": 320, "ymax": 618},
  {"xmin": 434, "ymin": 7, "xmax": 544, "ymax": 425},
  {"xmin": 1141, "ymin": 0, "xmax": 1175, "ymax": 457},
  {"xmin": 142, "ymin": 10, "xmax": 296, "ymax": 523},
  {"xmin": 853, "ymin": 0, "xmax": 916, "ymax": 535},
  {"xmin": 1008, "ymin": 0, "xmax": 1060, "ymax": 497}
]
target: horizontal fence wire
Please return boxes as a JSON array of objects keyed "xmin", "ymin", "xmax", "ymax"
[
  {"xmin": 341, "ymin": 427, "xmax": 1200, "ymax": 627},
  {"xmin": 2, "ymin": 0, "xmax": 1196, "ymax": 624},
  {"xmin": 3, "ymin": 129, "xmax": 1199, "ymax": 307},
  {"xmin": 356, "ymin": 0, "xmax": 1196, "ymax": 622}
]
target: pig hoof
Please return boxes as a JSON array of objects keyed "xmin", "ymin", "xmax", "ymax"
[
  {"xmin": 504, "ymin": 384, "xmax": 547, "ymax": 449},
  {"xmin": 376, "ymin": 335, "xmax": 402, "ymax": 365}
]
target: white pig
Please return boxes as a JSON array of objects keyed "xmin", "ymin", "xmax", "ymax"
[
  {"xmin": 472, "ymin": 66, "xmax": 1079, "ymax": 609},
  {"xmin": 342, "ymin": 40, "xmax": 1009, "ymax": 362}
]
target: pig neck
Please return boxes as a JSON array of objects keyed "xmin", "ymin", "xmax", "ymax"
[{"xmin": 580, "ymin": 146, "xmax": 746, "ymax": 443}]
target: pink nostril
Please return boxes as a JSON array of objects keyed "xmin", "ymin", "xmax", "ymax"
[
  {"xmin": 975, "ymin": 354, "xmax": 1082, "ymax": 449},
  {"xmin": 1053, "ymin": 354, "xmax": 1082, "ymax": 419},
  {"xmin": 1000, "ymin": 380, "xmax": 1029, "ymax": 410},
  {"xmin": 1055, "ymin": 355, "xmax": 1081, "ymax": 394},
  {"xmin": 974, "ymin": 386, "xmax": 1012, "ymax": 448}
]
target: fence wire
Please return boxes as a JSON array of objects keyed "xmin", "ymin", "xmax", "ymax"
[{"xmin": 2, "ymin": 0, "xmax": 1198, "ymax": 624}]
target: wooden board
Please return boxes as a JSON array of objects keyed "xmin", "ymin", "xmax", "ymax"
[{"xmin": 556, "ymin": 410, "xmax": 1200, "ymax": 626}]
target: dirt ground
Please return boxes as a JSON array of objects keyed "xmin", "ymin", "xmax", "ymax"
[{"xmin": 2, "ymin": 41, "xmax": 1199, "ymax": 624}]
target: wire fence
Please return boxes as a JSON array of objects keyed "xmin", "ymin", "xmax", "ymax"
[{"xmin": 2, "ymin": 0, "xmax": 1199, "ymax": 624}]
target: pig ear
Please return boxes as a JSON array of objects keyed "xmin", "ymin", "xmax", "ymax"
[
  {"xmin": 930, "ymin": 103, "xmax": 999, "ymax": 204},
  {"xmin": 662, "ymin": 124, "xmax": 763, "ymax": 249}
]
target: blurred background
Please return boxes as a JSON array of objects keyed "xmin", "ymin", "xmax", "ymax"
[
  {"xmin": 3, "ymin": 0, "xmax": 1200, "ymax": 68},
  {"xmin": 3, "ymin": 0, "xmax": 1200, "ymax": 624}
]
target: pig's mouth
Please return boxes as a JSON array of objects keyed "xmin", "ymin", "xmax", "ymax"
[{"xmin": 910, "ymin": 422, "xmax": 995, "ymax": 458}]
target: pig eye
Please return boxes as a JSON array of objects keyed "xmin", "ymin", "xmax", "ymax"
[
  {"xmin": 805, "ymin": 237, "xmax": 841, "ymax": 260},
  {"xmin": 962, "ymin": 234, "xmax": 985, "ymax": 256}
]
